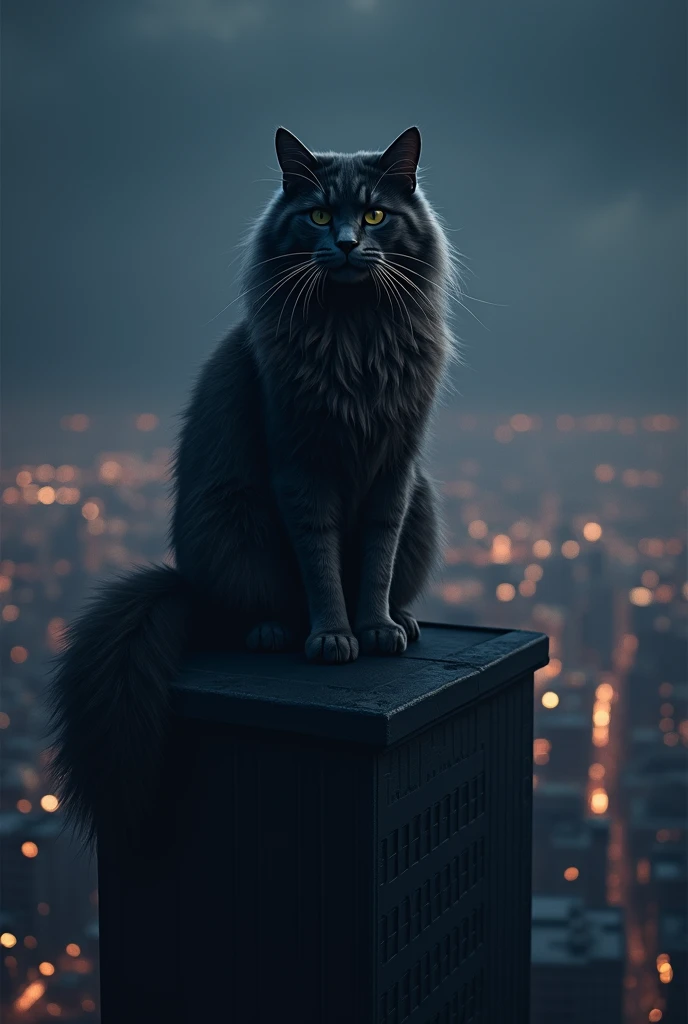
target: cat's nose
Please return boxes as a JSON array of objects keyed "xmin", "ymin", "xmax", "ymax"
[{"xmin": 336, "ymin": 239, "xmax": 359, "ymax": 255}]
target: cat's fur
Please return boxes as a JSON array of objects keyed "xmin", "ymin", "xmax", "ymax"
[{"xmin": 47, "ymin": 126, "xmax": 456, "ymax": 844}]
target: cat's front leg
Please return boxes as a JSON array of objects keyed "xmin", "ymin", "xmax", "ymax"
[
  {"xmin": 354, "ymin": 468, "xmax": 413, "ymax": 656},
  {"xmin": 273, "ymin": 470, "xmax": 358, "ymax": 664}
]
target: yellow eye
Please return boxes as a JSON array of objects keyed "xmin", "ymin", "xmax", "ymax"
[
  {"xmin": 310, "ymin": 209, "xmax": 332, "ymax": 225},
  {"xmin": 364, "ymin": 209, "xmax": 385, "ymax": 225}
]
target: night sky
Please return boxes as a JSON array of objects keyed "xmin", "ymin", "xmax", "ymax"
[{"xmin": 2, "ymin": 0, "xmax": 685, "ymax": 454}]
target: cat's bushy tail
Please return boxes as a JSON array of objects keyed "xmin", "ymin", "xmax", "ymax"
[{"xmin": 46, "ymin": 563, "xmax": 192, "ymax": 846}]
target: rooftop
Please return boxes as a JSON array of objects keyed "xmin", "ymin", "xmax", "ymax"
[{"xmin": 173, "ymin": 622, "xmax": 549, "ymax": 745}]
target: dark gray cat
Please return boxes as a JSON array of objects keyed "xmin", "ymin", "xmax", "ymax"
[{"xmin": 47, "ymin": 126, "xmax": 457, "ymax": 842}]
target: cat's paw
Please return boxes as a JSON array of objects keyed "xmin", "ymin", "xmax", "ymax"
[
  {"xmin": 246, "ymin": 621, "xmax": 293, "ymax": 653},
  {"xmin": 305, "ymin": 630, "xmax": 359, "ymax": 665},
  {"xmin": 356, "ymin": 620, "xmax": 408, "ymax": 656},
  {"xmin": 391, "ymin": 609, "xmax": 420, "ymax": 643}
]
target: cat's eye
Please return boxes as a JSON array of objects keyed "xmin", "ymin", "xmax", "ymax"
[
  {"xmin": 364, "ymin": 209, "xmax": 386, "ymax": 225},
  {"xmin": 310, "ymin": 209, "xmax": 332, "ymax": 225}
]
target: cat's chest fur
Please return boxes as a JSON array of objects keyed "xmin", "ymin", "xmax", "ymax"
[{"xmin": 262, "ymin": 313, "xmax": 442, "ymax": 448}]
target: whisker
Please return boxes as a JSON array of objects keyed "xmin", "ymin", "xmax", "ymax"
[
  {"xmin": 388, "ymin": 261, "xmax": 487, "ymax": 329},
  {"xmin": 317, "ymin": 267, "xmax": 328, "ymax": 307},
  {"xmin": 376, "ymin": 265, "xmax": 416, "ymax": 342},
  {"xmin": 379, "ymin": 251, "xmax": 443, "ymax": 271},
  {"xmin": 380, "ymin": 265, "xmax": 437, "ymax": 333},
  {"xmin": 376, "ymin": 257, "xmax": 460, "ymax": 302},
  {"xmin": 209, "ymin": 260, "xmax": 313, "ymax": 325},
  {"xmin": 215, "ymin": 251, "xmax": 317, "ymax": 316},
  {"xmin": 288, "ymin": 265, "xmax": 320, "ymax": 342},
  {"xmin": 386, "ymin": 260, "xmax": 485, "ymax": 329},
  {"xmin": 459, "ymin": 294, "xmax": 507, "ymax": 308},
  {"xmin": 377, "ymin": 251, "xmax": 465, "ymax": 293},
  {"xmin": 302, "ymin": 270, "xmax": 316, "ymax": 324},
  {"xmin": 243, "ymin": 251, "xmax": 316, "ymax": 272},
  {"xmin": 253, "ymin": 263, "xmax": 315, "ymax": 317},
  {"xmin": 370, "ymin": 265, "xmax": 381, "ymax": 307},
  {"xmin": 377, "ymin": 259, "xmax": 439, "ymax": 302},
  {"xmin": 453, "ymin": 298, "xmax": 489, "ymax": 331},
  {"xmin": 377, "ymin": 253, "xmax": 496, "ymax": 313},
  {"xmin": 379, "ymin": 272, "xmax": 407, "ymax": 335},
  {"xmin": 275, "ymin": 266, "xmax": 317, "ymax": 336},
  {"xmin": 304, "ymin": 267, "xmax": 322, "ymax": 323},
  {"xmin": 384, "ymin": 261, "xmax": 480, "ymax": 330},
  {"xmin": 371, "ymin": 267, "xmax": 398, "ymax": 329},
  {"xmin": 376, "ymin": 264, "xmax": 406, "ymax": 327}
]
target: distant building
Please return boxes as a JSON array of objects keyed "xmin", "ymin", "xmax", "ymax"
[
  {"xmin": 657, "ymin": 907, "xmax": 687, "ymax": 1020},
  {"xmin": 0, "ymin": 812, "xmax": 35, "ymax": 940},
  {"xmin": 533, "ymin": 813, "xmax": 609, "ymax": 907},
  {"xmin": 534, "ymin": 690, "xmax": 593, "ymax": 784},
  {"xmin": 532, "ymin": 780, "xmax": 587, "ymax": 825},
  {"xmin": 531, "ymin": 896, "xmax": 624, "ymax": 1024},
  {"xmin": 623, "ymin": 749, "xmax": 687, "ymax": 1020},
  {"xmin": 579, "ymin": 548, "xmax": 615, "ymax": 669}
]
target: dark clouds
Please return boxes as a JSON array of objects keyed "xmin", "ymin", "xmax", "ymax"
[{"xmin": 2, "ymin": 0, "xmax": 685, "ymax": 440}]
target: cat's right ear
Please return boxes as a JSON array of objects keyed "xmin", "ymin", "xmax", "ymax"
[{"xmin": 275, "ymin": 127, "xmax": 319, "ymax": 192}]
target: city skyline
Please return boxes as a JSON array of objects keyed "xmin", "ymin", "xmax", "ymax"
[{"xmin": 1, "ymin": 406, "xmax": 686, "ymax": 1021}]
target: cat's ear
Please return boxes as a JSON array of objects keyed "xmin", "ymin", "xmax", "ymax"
[
  {"xmin": 275, "ymin": 127, "xmax": 319, "ymax": 192},
  {"xmin": 378, "ymin": 127, "xmax": 421, "ymax": 192}
]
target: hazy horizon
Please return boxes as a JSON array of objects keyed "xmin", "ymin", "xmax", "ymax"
[{"xmin": 2, "ymin": 0, "xmax": 686, "ymax": 452}]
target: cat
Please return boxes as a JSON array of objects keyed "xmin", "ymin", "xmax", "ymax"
[{"xmin": 47, "ymin": 126, "xmax": 458, "ymax": 844}]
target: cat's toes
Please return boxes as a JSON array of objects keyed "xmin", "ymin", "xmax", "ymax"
[
  {"xmin": 305, "ymin": 630, "xmax": 359, "ymax": 665},
  {"xmin": 356, "ymin": 621, "xmax": 408, "ymax": 656},
  {"xmin": 391, "ymin": 610, "xmax": 420, "ymax": 643},
  {"xmin": 246, "ymin": 621, "xmax": 293, "ymax": 653}
]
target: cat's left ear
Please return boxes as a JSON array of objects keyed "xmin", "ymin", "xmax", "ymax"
[
  {"xmin": 378, "ymin": 127, "xmax": 421, "ymax": 192},
  {"xmin": 275, "ymin": 127, "xmax": 319, "ymax": 192}
]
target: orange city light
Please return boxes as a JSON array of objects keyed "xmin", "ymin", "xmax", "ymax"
[
  {"xmin": 590, "ymin": 788, "xmax": 609, "ymax": 814},
  {"xmin": 14, "ymin": 982, "xmax": 46, "ymax": 1013}
]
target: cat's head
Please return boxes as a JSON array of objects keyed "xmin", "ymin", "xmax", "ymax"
[
  {"xmin": 242, "ymin": 127, "xmax": 453, "ymax": 321},
  {"xmin": 274, "ymin": 126, "xmax": 423, "ymax": 287}
]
